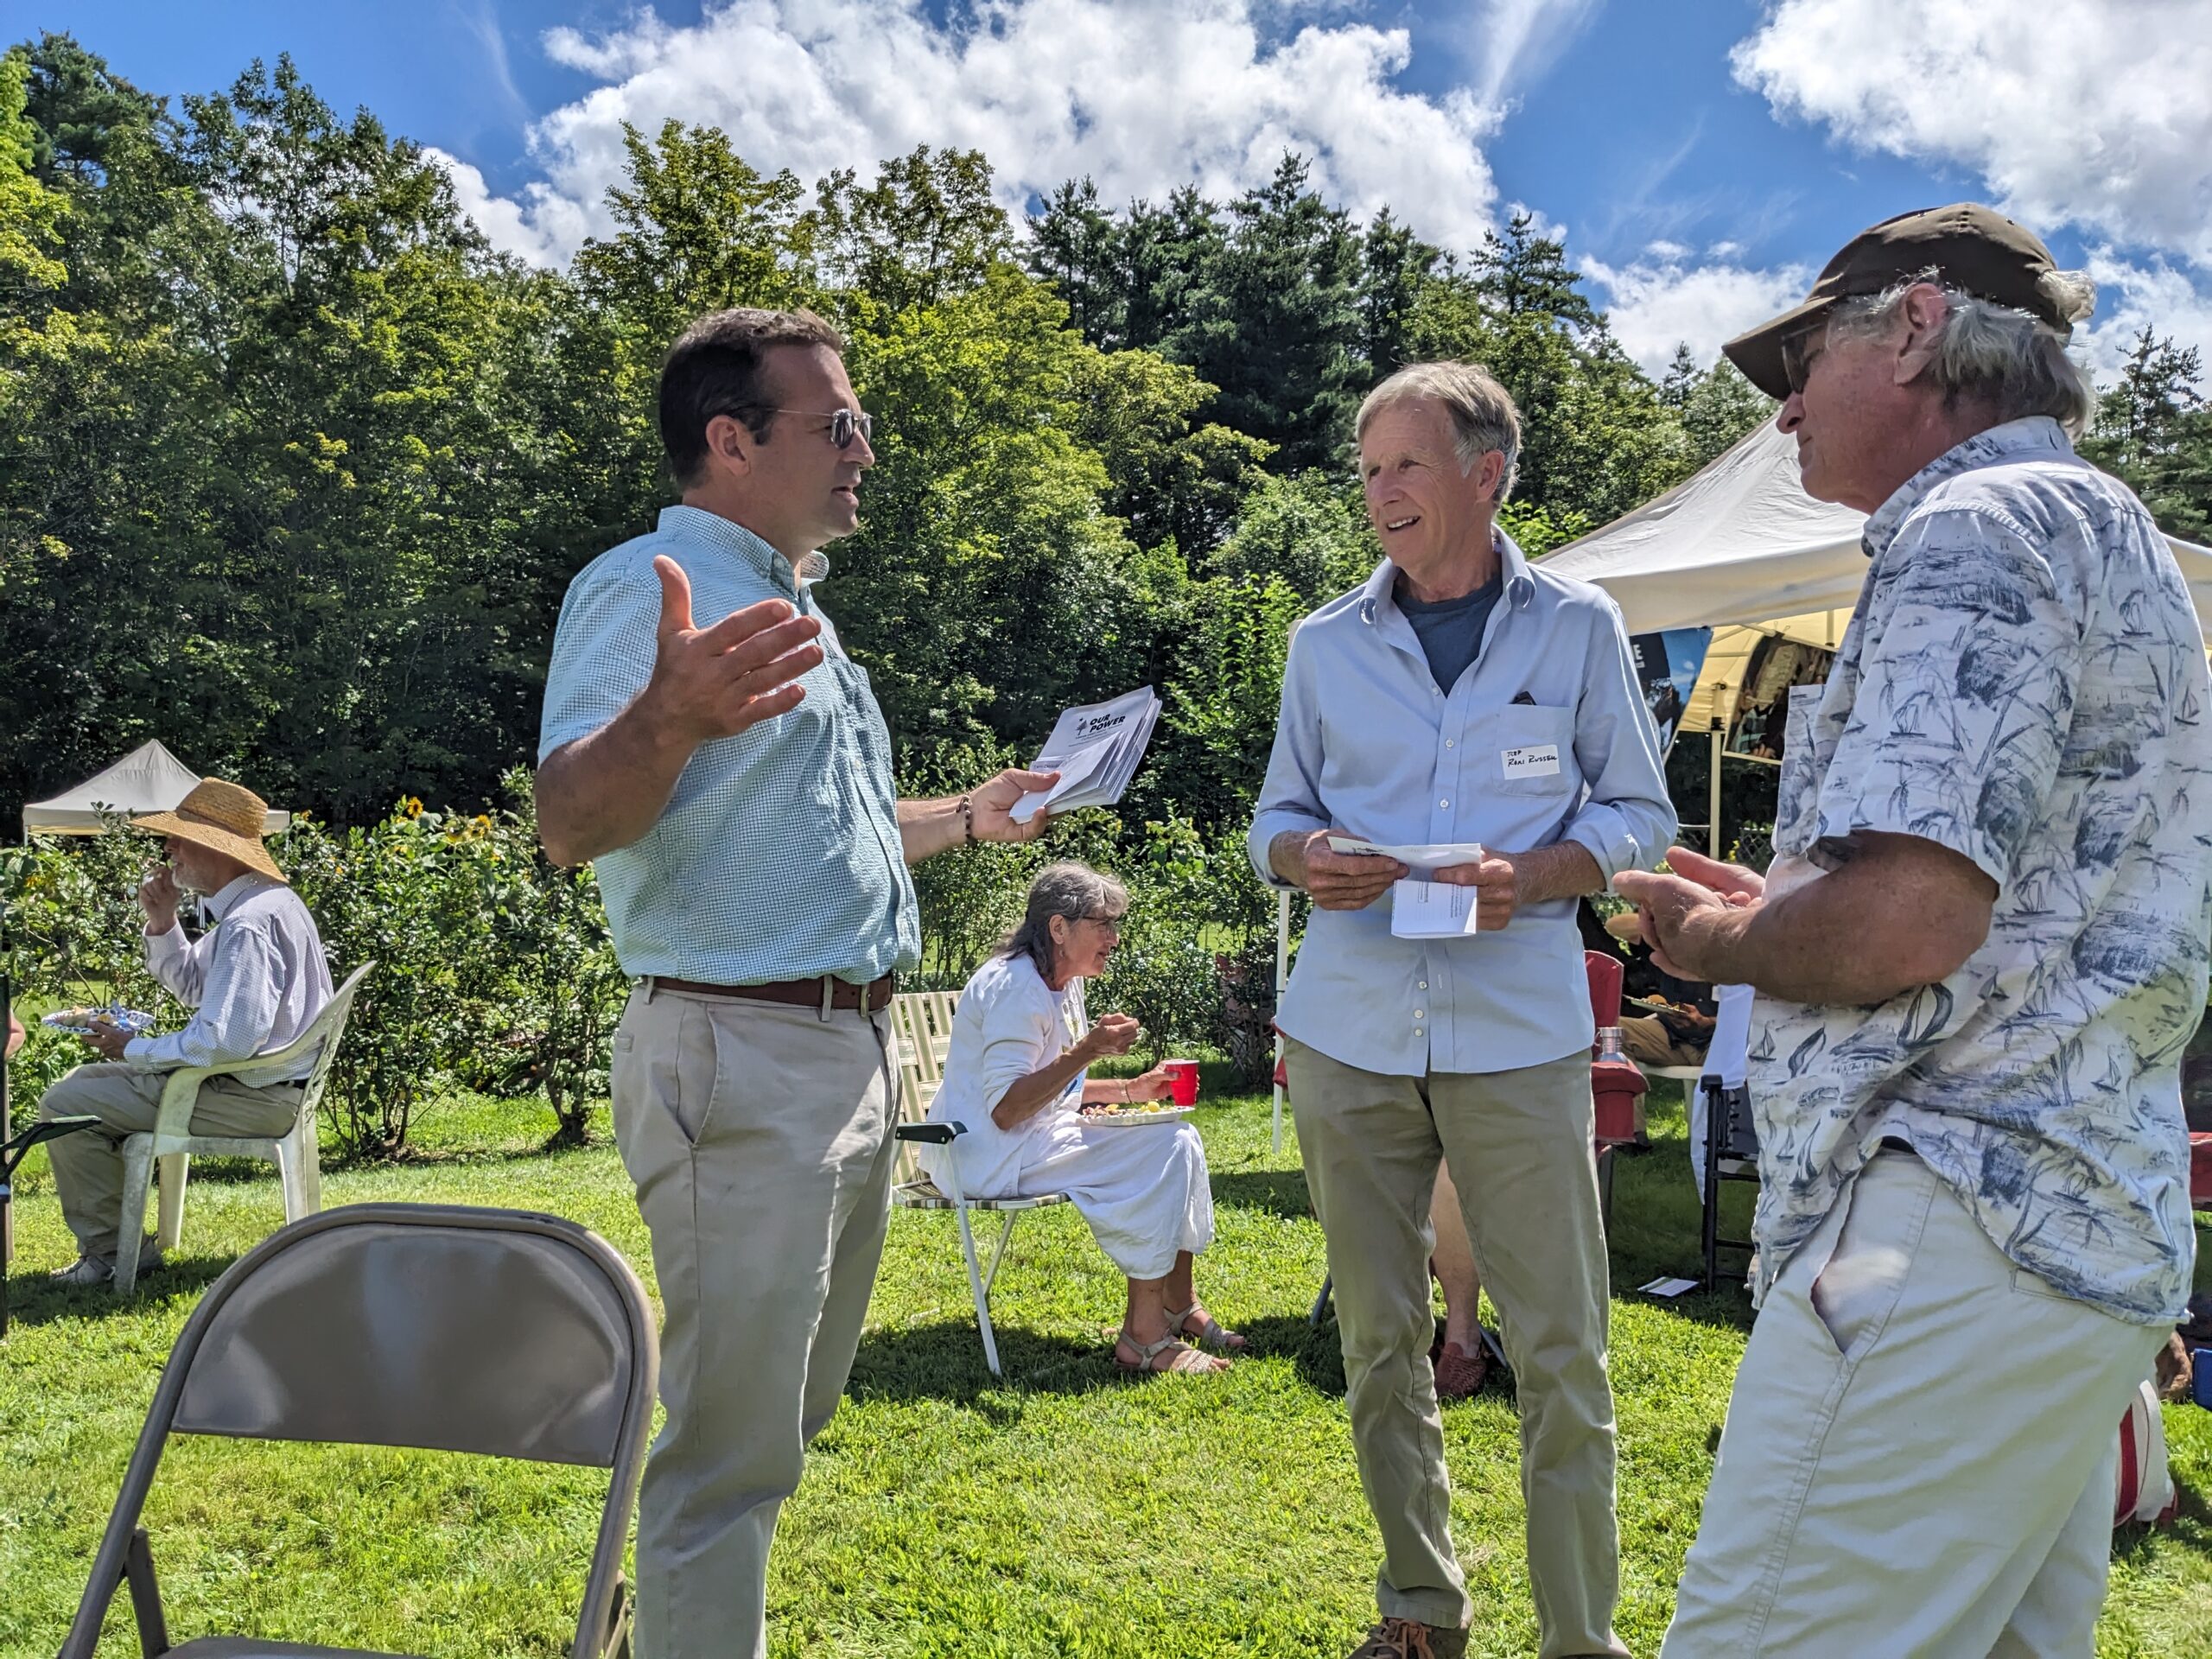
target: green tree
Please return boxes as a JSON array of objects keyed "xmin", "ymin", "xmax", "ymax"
[
  {"xmin": 1662, "ymin": 344, "xmax": 1771, "ymax": 467},
  {"xmin": 1026, "ymin": 175, "xmax": 1122, "ymax": 347},
  {"xmin": 2084, "ymin": 329, "xmax": 2212, "ymax": 541},
  {"xmin": 1357, "ymin": 205, "xmax": 1439, "ymax": 379},
  {"xmin": 1165, "ymin": 153, "xmax": 1363, "ymax": 471},
  {"xmin": 810, "ymin": 144, "xmax": 1009, "ymax": 317}
]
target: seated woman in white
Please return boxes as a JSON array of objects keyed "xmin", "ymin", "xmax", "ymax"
[{"xmin": 922, "ymin": 861, "xmax": 1245, "ymax": 1375}]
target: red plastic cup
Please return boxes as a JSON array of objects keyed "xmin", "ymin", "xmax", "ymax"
[{"xmin": 1161, "ymin": 1058, "xmax": 1200, "ymax": 1106}]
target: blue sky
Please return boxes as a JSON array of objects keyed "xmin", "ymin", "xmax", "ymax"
[{"xmin": 16, "ymin": 1, "xmax": 2211, "ymax": 375}]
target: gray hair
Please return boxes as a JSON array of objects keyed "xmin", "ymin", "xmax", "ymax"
[
  {"xmin": 1357, "ymin": 360, "xmax": 1522, "ymax": 505},
  {"xmin": 1830, "ymin": 268, "xmax": 2099, "ymax": 439},
  {"xmin": 999, "ymin": 861, "xmax": 1129, "ymax": 981}
]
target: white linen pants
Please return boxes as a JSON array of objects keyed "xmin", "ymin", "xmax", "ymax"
[{"xmin": 1662, "ymin": 1149, "xmax": 2167, "ymax": 1657}]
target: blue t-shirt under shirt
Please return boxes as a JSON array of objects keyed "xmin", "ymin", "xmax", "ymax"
[{"xmin": 1397, "ymin": 574, "xmax": 1504, "ymax": 693}]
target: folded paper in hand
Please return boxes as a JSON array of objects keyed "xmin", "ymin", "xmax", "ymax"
[
  {"xmin": 1324, "ymin": 838, "xmax": 1487, "ymax": 938},
  {"xmin": 1391, "ymin": 880, "xmax": 1478, "ymax": 938},
  {"xmin": 1010, "ymin": 686, "xmax": 1162, "ymax": 823},
  {"xmin": 1325, "ymin": 836, "xmax": 1486, "ymax": 877}
]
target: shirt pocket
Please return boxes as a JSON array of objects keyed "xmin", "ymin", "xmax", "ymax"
[{"xmin": 1468, "ymin": 704, "xmax": 1580, "ymax": 798}]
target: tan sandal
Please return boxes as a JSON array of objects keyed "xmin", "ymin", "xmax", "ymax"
[
  {"xmin": 1166, "ymin": 1301, "xmax": 1248, "ymax": 1356},
  {"xmin": 1114, "ymin": 1326, "xmax": 1228, "ymax": 1374}
]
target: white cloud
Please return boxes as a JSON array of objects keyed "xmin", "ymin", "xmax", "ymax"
[
  {"xmin": 1461, "ymin": 0, "xmax": 1604, "ymax": 114},
  {"xmin": 461, "ymin": 0, "xmax": 1503, "ymax": 268},
  {"xmin": 1731, "ymin": 0, "xmax": 2212, "ymax": 269},
  {"xmin": 2075, "ymin": 253, "xmax": 2212, "ymax": 383},
  {"xmin": 426, "ymin": 147, "xmax": 587, "ymax": 269},
  {"xmin": 1585, "ymin": 250, "xmax": 1814, "ymax": 376}
]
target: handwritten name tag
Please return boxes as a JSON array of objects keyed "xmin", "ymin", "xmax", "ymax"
[{"xmin": 1501, "ymin": 743, "xmax": 1561, "ymax": 780}]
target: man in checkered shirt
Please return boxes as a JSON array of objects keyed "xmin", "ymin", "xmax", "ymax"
[{"xmin": 537, "ymin": 308, "xmax": 1056, "ymax": 1659}]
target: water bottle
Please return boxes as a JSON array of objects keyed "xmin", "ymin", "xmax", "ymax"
[{"xmin": 1595, "ymin": 1026, "xmax": 1626, "ymax": 1065}]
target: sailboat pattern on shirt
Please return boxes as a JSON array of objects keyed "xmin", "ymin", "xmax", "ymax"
[{"xmin": 1747, "ymin": 418, "xmax": 2211, "ymax": 1326}]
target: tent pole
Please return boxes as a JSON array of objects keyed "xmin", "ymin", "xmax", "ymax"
[
  {"xmin": 1708, "ymin": 722, "xmax": 1724, "ymax": 857},
  {"xmin": 1273, "ymin": 887, "xmax": 1289, "ymax": 1154}
]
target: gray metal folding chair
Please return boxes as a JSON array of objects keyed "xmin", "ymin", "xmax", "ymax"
[{"xmin": 60, "ymin": 1203, "xmax": 658, "ymax": 1659}]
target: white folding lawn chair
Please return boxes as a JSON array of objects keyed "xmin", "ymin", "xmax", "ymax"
[
  {"xmin": 887, "ymin": 989, "xmax": 1067, "ymax": 1377},
  {"xmin": 113, "ymin": 962, "xmax": 373, "ymax": 1296}
]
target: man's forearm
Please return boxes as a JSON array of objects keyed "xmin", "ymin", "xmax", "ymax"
[
  {"xmin": 536, "ymin": 698, "xmax": 696, "ymax": 868},
  {"xmin": 1516, "ymin": 842, "xmax": 1605, "ymax": 904},
  {"xmin": 1680, "ymin": 868, "xmax": 1975, "ymax": 1005},
  {"xmin": 898, "ymin": 795, "xmax": 967, "ymax": 865}
]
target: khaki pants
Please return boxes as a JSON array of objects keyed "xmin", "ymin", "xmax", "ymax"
[
  {"xmin": 1289, "ymin": 1039, "xmax": 1627, "ymax": 1659},
  {"xmin": 1662, "ymin": 1150, "xmax": 2165, "ymax": 1657},
  {"xmin": 611, "ymin": 983, "xmax": 897, "ymax": 1659},
  {"xmin": 40, "ymin": 1062, "xmax": 302, "ymax": 1262}
]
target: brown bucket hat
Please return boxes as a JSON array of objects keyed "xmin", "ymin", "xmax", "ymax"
[
  {"xmin": 136, "ymin": 778, "xmax": 287, "ymax": 885},
  {"xmin": 1723, "ymin": 203, "xmax": 2067, "ymax": 400}
]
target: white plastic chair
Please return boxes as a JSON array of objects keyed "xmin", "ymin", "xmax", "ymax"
[
  {"xmin": 113, "ymin": 962, "xmax": 373, "ymax": 1297},
  {"xmin": 887, "ymin": 990, "xmax": 1067, "ymax": 1377}
]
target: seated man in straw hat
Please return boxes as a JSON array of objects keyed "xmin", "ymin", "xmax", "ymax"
[{"xmin": 40, "ymin": 778, "xmax": 333, "ymax": 1286}]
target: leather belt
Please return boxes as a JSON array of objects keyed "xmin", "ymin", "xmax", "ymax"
[{"xmin": 646, "ymin": 973, "xmax": 894, "ymax": 1014}]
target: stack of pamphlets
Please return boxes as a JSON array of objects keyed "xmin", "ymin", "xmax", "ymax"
[{"xmin": 1009, "ymin": 686, "xmax": 1162, "ymax": 823}]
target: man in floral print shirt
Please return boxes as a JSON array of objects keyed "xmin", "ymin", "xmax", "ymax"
[{"xmin": 1620, "ymin": 205, "xmax": 2211, "ymax": 1656}]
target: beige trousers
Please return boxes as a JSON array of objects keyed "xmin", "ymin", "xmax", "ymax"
[
  {"xmin": 1288, "ymin": 1039, "xmax": 1628, "ymax": 1659},
  {"xmin": 610, "ymin": 983, "xmax": 897, "ymax": 1659},
  {"xmin": 1662, "ymin": 1149, "xmax": 2166, "ymax": 1657},
  {"xmin": 40, "ymin": 1062, "xmax": 302, "ymax": 1262}
]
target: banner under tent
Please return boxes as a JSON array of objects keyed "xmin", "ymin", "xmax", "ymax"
[
  {"xmin": 20, "ymin": 741, "xmax": 293, "ymax": 837},
  {"xmin": 1267, "ymin": 420, "xmax": 2212, "ymax": 1150}
]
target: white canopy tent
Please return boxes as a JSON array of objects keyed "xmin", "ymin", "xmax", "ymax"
[
  {"xmin": 1543, "ymin": 419, "xmax": 2212, "ymax": 733},
  {"xmin": 21, "ymin": 740, "xmax": 292, "ymax": 836}
]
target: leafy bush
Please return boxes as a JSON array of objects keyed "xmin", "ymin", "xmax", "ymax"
[
  {"xmin": 2, "ymin": 780, "xmax": 1280, "ymax": 1151},
  {"xmin": 3, "ymin": 784, "xmax": 632, "ymax": 1159}
]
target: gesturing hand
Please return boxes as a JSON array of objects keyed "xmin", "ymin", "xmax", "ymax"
[
  {"xmin": 1079, "ymin": 1013, "xmax": 1143, "ymax": 1060},
  {"xmin": 1658, "ymin": 844, "xmax": 1766, "ymax": 905},
  {"xmin": 969, "ymin": 767, "xmax": 1063, "ymax": 843},
  {"xmin": 1293, "ymin": 829, "xmax": 1407, "ymax": 910},
  {"xmin": 1611, "ymin": 868, "xmax": 1744, "ymax": 982},
  {"xmin": 641, "ymin": 556, "xmax": 825, "ymax": 747}
]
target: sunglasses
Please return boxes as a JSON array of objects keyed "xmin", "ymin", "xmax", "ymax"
[
  {"xmin": 1779, "ymin": 325, "xmax": 1829, "ymax": 395},
  {"xmin": 753, "ymin": 406, "xmax": 874, "ymax": 449}
]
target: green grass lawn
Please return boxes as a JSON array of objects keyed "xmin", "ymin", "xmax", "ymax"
[{"xmin": 4, "ymin": 1079, "xmax": 2209, "ymax": 1657}]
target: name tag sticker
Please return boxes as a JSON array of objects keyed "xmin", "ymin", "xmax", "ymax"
[{"xmin": 1501, "ymin": 743, "xmax": 1561, "ymax": 779}]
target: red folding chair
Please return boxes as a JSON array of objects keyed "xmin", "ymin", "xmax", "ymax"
[{"xmin": 1587, "ymin": 950, "xmax": 1647, "ymax": 1226}]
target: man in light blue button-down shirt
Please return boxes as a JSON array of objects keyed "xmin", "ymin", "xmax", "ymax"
[
  {"xmin": 1250, "ymin": 363, "xmax": 1670, "ymax": 1659},
  {"xmin": 536, "ymin": 308, "xmax": 1054, "ymax": 1659}
]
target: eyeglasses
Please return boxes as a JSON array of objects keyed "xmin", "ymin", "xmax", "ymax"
[
  {"xmin": 1779, "ymin": 325, "xmax": 1829, "ymax": 395},
  {"xmin": 752, "ymin": 406, "xmax": 874, "ymax": 450}
]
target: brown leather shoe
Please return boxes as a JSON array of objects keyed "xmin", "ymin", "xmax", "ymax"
[
  {"xmin": 1347, "ymin": 1617, "xmax": 1469, "ymax": 1658},
  {"xmin": 1432, "ymin": 1339, "xmax": 1489, "ymax": 1401}
]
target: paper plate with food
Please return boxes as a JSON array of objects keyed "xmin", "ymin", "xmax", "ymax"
[
  {"xmin": 41, "ymin": 1006, "xmax": 156, "ymax": 1038},
  {"xmin": 1076, "ymin": 1102, "xmax": 1196, "ymax": 1128}
]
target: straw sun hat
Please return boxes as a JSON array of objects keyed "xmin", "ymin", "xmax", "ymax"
[{"xmin": 135, "ymin": 778, "xmax": 286, "ymax": 885}]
